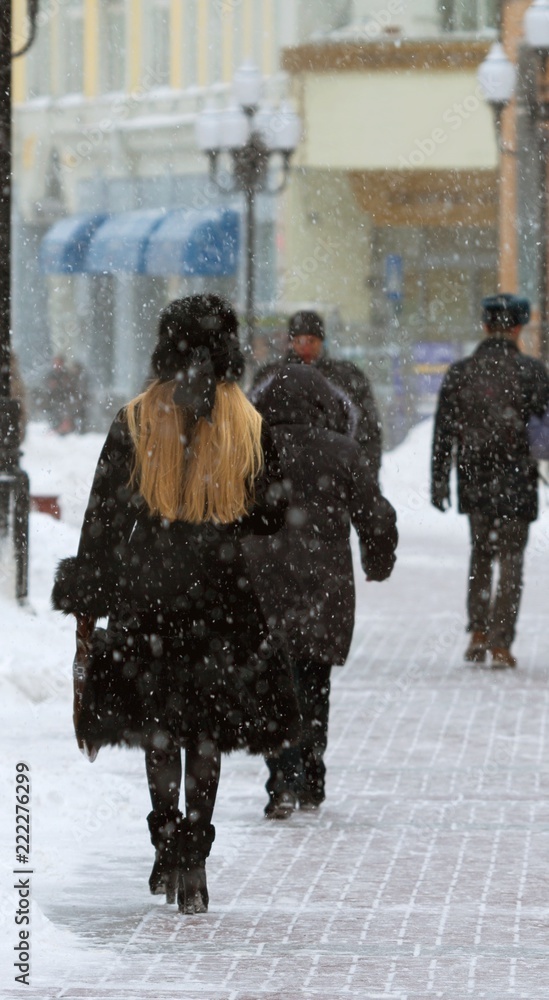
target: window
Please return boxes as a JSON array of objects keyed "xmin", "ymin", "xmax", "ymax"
[
  {"xmin": 149, "ymin": 0, "xmax": 171, "ymax": 87},
  {"xmin": 26, "ymin": 13, "xmax": 50, "ymax": 98},
  {"xmin": 232, "ymin": 2, "xmax": 263, "ymax": 79},
  {"xmin": 183, "ymin": 0, "xmax": 198, "ymax": 88},
  {"xmin": 62, "ymin": 0, "xmax": 84, "ymax": 94},
  {"xmin": 100, "ymin": 0, "xmax": 126, "ymax": 93},
  {"xmin": 438, "ymin": 0, "xmax": 499, "ymax": 32},
  {"xmin": 370, "ymin": 226, "xmax": 497, "ymax": 345},
  {"xmin": 206, "ymin": 1, "xmax": 222, "ymax": 85}
]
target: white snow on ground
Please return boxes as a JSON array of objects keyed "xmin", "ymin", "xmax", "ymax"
[{"xmin": 1, "ymin": 418, "xmax": 549, "ymax": 998}]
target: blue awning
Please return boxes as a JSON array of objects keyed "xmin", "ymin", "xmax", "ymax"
[
  {"xmin": 145, "ymin": 208, "xmax": 239, "ymax": 277},
  {"xmin": 85, "ymin": 209, "xmax": 167, "ymax": 274},
  {"xmin": 39, "ymin": 214, "xmax": 107, "ymax": 274}
]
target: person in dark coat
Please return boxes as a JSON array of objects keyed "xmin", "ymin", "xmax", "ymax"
[
  {"xmin": 69, "ymin": 361, "xmax": 91, "ymax": 433},
  {"xmin": 245, "ymin": 364, "xmax": 397, "ymax": 818},
  {"xmin": 252, "ymin": 310, "xmax": 383, "ymax": 478},
  {"xmin": 51, "ymin": 295, "xmax": 300, "ymax": 914},
  {"xmin": 42, "ymin": 355, "xmax": 76, "ymax": 434},
  {"xmin": 431, "ymin": 293, "xmax": 549, "ymax": 668}
]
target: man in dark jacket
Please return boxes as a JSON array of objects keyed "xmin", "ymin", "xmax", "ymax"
[
  {"xmin": 246, "ymin": 365, "xmax": 397, "ymax": 818},
  {"xmin": 431, "ymin": 294, "xmax": 549, "ymax": 668},
  {"xmin": 252, "ymin": 310, "xmax": 383, "ymax": 478}
]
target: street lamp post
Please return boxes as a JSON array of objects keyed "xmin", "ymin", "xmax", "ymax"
[
  {"xmin": 0, "ymin": 4, "xmax": 37, "ymax": 600},
  {"xmin": 195, "ymin": 64, "xmax": 301, "ymax": 364},
  {"xmin": 477, "ymin": 41, "xmax": 516, "ymax": 148},
  {"xmin": 478, "ymin": 3, "xmax": 549, "ymax": 365}
]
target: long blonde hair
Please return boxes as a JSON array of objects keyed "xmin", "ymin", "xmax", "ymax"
[{"xmin": 125, "ymin": 379, "xmax": 264, "ymax": 524}]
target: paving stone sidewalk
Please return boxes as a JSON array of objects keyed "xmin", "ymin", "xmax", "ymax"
[{"xmin": 7, "ymin": 527, "xmax": 549, "ymax": 1000}]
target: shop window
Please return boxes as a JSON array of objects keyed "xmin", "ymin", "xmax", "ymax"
[
  {"xmin": 371, "ymin": 226, "xmax": 497, "ymax": 345},
  {"xmin": 423, "ymin": 269, "xmax": 471, "ymax": 338}
]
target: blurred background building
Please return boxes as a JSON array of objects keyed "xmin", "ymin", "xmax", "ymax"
[
  {"xmin": 497, "ymin": 0, "xmax": 548, "ymax": 360},
  {"xmin": 282, "ymin": 0, "xmax": 501, "ymax": 429},
  {"xmin": 11, "ymin": 0, "xmax": 502, "ymax": 432}
]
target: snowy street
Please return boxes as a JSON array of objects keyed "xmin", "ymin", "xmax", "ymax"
[{"xmin": 2, "ymin": 419, "xmax": 549, "ymax": 999}]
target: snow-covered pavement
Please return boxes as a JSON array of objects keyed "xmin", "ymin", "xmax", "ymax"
[{"xmin": 2, "ymin": 420, "xmax": 549, "ymax": 999}]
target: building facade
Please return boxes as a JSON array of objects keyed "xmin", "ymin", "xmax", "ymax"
[
  {"xmin": 13, "ymin": 0, "xmax": 349, "ymax": 417},
  {"xmin": 281, "ymin": 3, "xmax": 500, "ymax": 370},
  {"xmin": 496, "ymin": 0, "xmax": 547, "ymax": 358},
  {"xmin": 12, "ymin": 0, "xmax": 501, "ymax": 427}
]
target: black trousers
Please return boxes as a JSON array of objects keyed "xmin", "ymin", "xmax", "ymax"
[
  {"xmin": 145, "ymin": 739, "xmax": 221, "ymax": 826},
  {"xmin": 467, "ymin": 513, "xmax": 529, "ymax": 648},
  {"xmin": 265, "ymin": 658, "xmax": 331, "ymax": 804}
]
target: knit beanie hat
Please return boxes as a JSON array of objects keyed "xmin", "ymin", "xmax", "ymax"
[{"xmin": 288, "ymin": 310, "xmax": 325, "ymax": 341}]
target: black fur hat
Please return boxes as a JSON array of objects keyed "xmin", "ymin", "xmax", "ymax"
[
  {"xmin": 482, "ymin": 294, "xmax": 530, "ymax": 331},
  {"xmin": 151, "ymin": 295, "xmax": 244, "ymax": 384}
]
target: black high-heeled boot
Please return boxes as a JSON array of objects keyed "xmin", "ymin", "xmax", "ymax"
[
  {"xmin": 177, "ymin": 819, "xmax": 216, "ymax": 915},
  {"xmin": 147, "ymin": 808, "xmax": 184, "ymax": 903}
]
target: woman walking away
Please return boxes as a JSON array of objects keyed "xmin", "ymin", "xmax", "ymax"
[
  {"xmin": 52, "ymin": 295, "xmax": 300, "ymax": 913},
  {"xmin": 246, "ymin": 365, "xmax": 397, "ymax": 818}
]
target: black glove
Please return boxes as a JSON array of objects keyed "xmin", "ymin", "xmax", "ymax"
[
  {"xmin": 366, "ymin": 568, "xmax": 392, "ymax": 582},
  {"xmin": 365, "ymin": 555, "xmax": 396, "ymax": 583}
]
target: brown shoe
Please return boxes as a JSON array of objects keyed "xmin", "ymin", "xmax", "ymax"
[
  {"xmin": 464, "ymin": 631, "xmax": 488, "ymax": 662},
  {"xmin": 491, "ymin": 647, "xmax": 517, "ymax": 668}
]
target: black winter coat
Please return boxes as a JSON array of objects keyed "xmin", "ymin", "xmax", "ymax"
[
  {"xmin": 52, "ymin": 410, "xmax": 300, "ymax": 755},
  {"xmin": 432, "ymin": 337, "xmax": 549, "ymax": 522},
  {"xmin": 244, "ymin": 366, "xmax": 397, "ymax": 666},
  {"xmin": 252, "ymin": 349, "xmax": 382, "ymax": 478}
]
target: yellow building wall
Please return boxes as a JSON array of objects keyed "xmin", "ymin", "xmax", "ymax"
[
  {"xmin": 83, "ymin": 0, "xmax": 100, "ymax": 98},
  {"xmin": 282, "ymin": 170, "xmax": 372, "ymax": 331},
  {"xmin": 12, "ymin": 0, "xmax": 273, "ymax": 101},
  {"xmin": 301, "ymin": 71, "xmax": 498, "ymax": 171},
  {"xmin": 11, "ymin": 3, "xmax": 26, "ymax": 104}
]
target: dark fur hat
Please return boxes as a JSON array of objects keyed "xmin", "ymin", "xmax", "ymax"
[
  {"xmin": 288, "ymin": 310, "xmax": 325, "ymax": 341},
  {"xmin": 151, "ymin": 295, "xmax": 245, "ymax": 383},
  {"xmin": 482, "ymin": 294, "xmax": 530, "ymax": 331}
]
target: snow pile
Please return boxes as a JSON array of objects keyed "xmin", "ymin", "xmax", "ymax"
[
  {"xmin": 0, "ymin": 899, "xmax": 115, "ymax": 981},
  {"xmin": 0, "ymin": 424, "xmax": 102, "ymax": 700},
  {"xmin": 381, "ymin": 417, "xmax": 461, "ymax": 534},
  {"xmin": 20, "ymin": 421, "xmax": 104, "ymax": 531}
]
